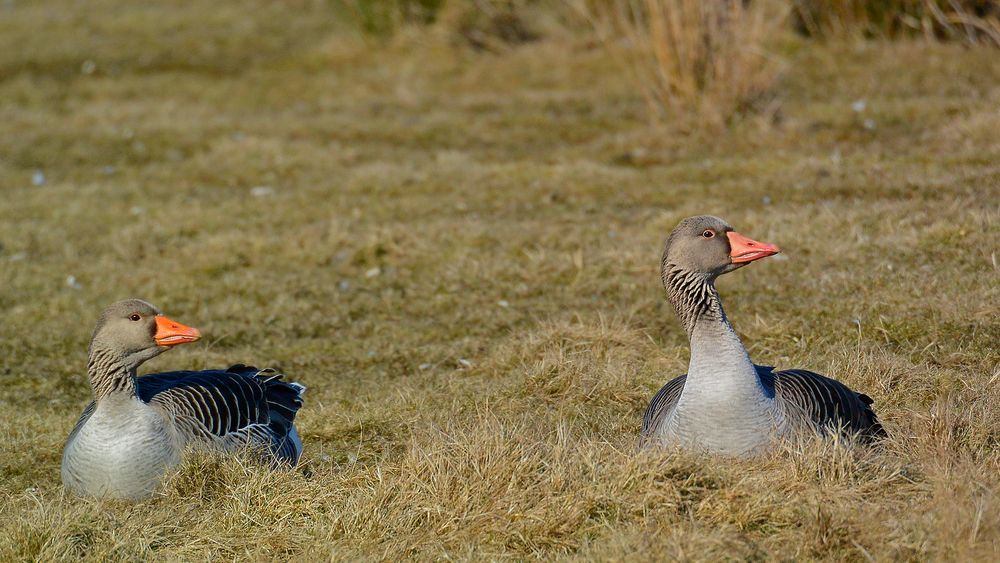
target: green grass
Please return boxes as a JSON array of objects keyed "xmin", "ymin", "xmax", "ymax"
[{"xmin": 1, "ymin": 1, "xmax": 999, "ymax": 560}]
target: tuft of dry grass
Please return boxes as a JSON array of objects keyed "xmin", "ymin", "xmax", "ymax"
[
  {"xmin": 435, "ymin": 0, "xmax": 543, "ymax": 52},
  {"xmin": 1, "ymin": 0, "xmax": 999, "ymax": 560},
  {"xmin": 573, "ymin": 0, "xmax": 789, "ymax": 125},
  {"xmin": 343, "ymin": 0, "xmax": 447, "ymax": 37},
  {"xmin": 793, "ymin": 0, "xmax": 1000, "ymax": 47}
]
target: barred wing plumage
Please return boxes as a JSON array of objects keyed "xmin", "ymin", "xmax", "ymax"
[
  {"xmin": 640, "ymin": 373, "xmax": 686, "ymax": 439},
  {"xmin": 138, "ymin": 364, "xmax": 305, "ymax": 465},
  {"xmin": 768, "ymin": 367, "xmax": 885, "ymax": 441}
]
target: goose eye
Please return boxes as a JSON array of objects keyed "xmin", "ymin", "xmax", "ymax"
[
  {"xmin": 129, "ymin": 314, "xmax": 141, "ymax": 321},
  {"xmin": 702, "ymin": 230, "xmax": 715, "ymax": 238}
]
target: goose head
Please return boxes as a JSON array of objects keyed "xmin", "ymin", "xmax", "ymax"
[
  {"xmin": 89, "ymin": 299, "xmax": 201, "ymax": 370},
  {"xmin": 662, "ymin": 215, "xmax": 780, "ymax": 282}
]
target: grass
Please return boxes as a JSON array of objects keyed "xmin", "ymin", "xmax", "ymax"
[
  {"xmin": 1, "ymin": 0, "xmax": 999, "ymax": 560},
  {"xmin": 792, "ymin": 0, "xmax": 1000, "ymax": 46},
  {"xmin": 575, "ymin": 0, "xmax": 789, "ymax": 124}
]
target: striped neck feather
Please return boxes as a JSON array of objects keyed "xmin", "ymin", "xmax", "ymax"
[
  {"xmin": 87, "ymin": 346, "xmax": 136, "ymax": 400},
  {"xmin": 662, "ymin": 263, "xmax": 769, "ymax": 404},
  {"xmin": 661, "ymin": 263, "xmax": 726, "ymax": 336}
]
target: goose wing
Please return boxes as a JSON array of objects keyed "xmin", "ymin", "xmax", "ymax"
[
  {"xmin": 65, "ymin": 401, "xmax": 97, "ymax": 446},
  {"xmin": 640, "ymin": 373, "xmax": 687, "ymax": 439},
  {"xmin": 769, "ymin": 368, "xmax": 885, "ymax": 441},
  {"xmin": 138, "ymin": 364, "xmax": 305, "ymax": 464}
]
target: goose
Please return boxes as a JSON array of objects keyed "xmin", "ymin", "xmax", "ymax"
[
  {"xmin": 641, "ymin": 216, "xmax": 884, "ymax": 455},
  {"xmin": 61, "ymin": 299, "xmax": 305, "ymax": 499}
]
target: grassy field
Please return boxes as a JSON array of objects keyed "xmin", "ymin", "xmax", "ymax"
[{"xmin": 1, "ymin": 1, "xmax": 999, "ymax": 560}]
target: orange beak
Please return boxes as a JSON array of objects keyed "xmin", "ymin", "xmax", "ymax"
[
  {"xmin": 154, "ymin": 315, "xmax": 201, "ymax": 347},
  {"xmin": 727, "ymin": 231, "xmax": 780, "ymax": 264}
]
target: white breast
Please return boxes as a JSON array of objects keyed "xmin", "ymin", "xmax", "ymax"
[
  {"xmin": 657, "ymin": 321, "xmax": 781, "ymax": 455},
  {"xmin": 61, "ymin": 395, "xmax": 182, "ymax": 499}
]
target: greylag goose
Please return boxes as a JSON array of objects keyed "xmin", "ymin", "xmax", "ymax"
[
  {"xmin": 641, "ymin": 216, "xmax": 884, "ymax": 455},
  {"xmin": 62, "ymin": 299, "xmax": 305, "ymax": 499}
]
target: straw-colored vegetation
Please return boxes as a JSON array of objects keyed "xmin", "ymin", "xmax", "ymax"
[
  {"xmin": 792, "ymin": 0, "xmax": 1000, "ymax": 45},
  {"xmin": 1, "ymin": 0, "xmax": 999, "ymax": 560},
  {"xmin": 573, "ymin": 0, "xmax": 790, "ymax": 125}
]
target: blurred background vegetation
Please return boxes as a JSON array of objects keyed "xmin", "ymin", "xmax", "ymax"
[
  {"xmin": 3, "ymin": 0, "xmax": 997, "ymax": 128},
  {"xmin": 334, "ymin": 0, "xmax": 1000, "ymax": 123}
]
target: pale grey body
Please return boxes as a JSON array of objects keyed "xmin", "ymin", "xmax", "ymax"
[
  {"xmin": 62, "ymin": 395, "xmax": 183, "ymax": 499},
  {"xmin": 640, "ymin": 216, "xmax": 883, "ymax": 455},
  {"xmin": 61, "ymin": 300, "xmax": 305, "ymax": 499},
  {"xmin": 650, "ymin": 320, "xmax": 784, "ymax": 455}
]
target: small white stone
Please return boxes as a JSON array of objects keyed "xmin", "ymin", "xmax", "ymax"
[
  {"xmin": 497, "ymin": 300, "xmax": 510, "ymax": 308},
  {"xmin": 31, "ymin": 170, "xmax": 45, "ymax": 186},
  {"xmin": 81, "ymin": 60, "xmax": 96, "ymax": 75},
  {"xmin": 851, "ymin": 99, "xmax": 866, "ymax": 113},
  {"xmin": 418, "ymin": 363, "xmax": 433, "ymax": 370},
  {"xmin": 457, "ymin": 358, "xmax": 472, "ymax": 368},
  {"xmin": 66, "ymin": 275, "xmax": 82, "ymax": 289},
  {"xmin": 250, "ymin": 185, "xmax": 275, "ymax": 197},
  {"xmin": 364, "ymin": 267, "xmax": 381, "ymax": 278}
]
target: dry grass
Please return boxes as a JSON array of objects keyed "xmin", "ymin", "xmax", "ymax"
[
  {"xmin": 1, "ymin": 0, "xmax": 1000, "ymax": 560},
  {"xmin": 573, "ymin": 0, "xmax": 789, "ymax": 125},
  {"xmin": 791, "ymin": 0, "xmax": 927, "ymax": 38},
  {"xmin": 793, "ymin": 0, "xmax": 1000, "ymax": 47}
]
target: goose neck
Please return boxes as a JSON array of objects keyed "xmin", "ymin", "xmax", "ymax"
[
  {"xmin": 87, "ymin": 345, "xmax": 137, "ymax": 400},
  {"xmin": 662, "ymin": 264, "xmax": 766, "ymax": 399},
  {"xmin": 661, "ymin": 265, "xmax": 726, "ymax": 337}
]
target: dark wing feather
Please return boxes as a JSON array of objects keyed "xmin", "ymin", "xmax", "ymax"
[
  {"xmin": 771, "ymin": 368, "xmax": 886, "ymax": 442},
  {"xmin": 640, "ymin": 374, "xmax": 687, "ymax": 438},
  {"xmin": 65, "ymin": 401, "xmax": 97, "ymax": 445},
  {"xmin": 138, "ymin": 364, "xmax": 305, "ymax": 464},
  {"xmin": 138, "ymin": 366, "xmax": 265, "ymax": 435}
]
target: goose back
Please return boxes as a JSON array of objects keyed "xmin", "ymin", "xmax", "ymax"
[
  {"xmin": 768, "ymin": 367, "xmax": 885, "ymax": 441},
  {"xmin": 143, "ymin": 364, "xmax": 304, "ymax": 465}
]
